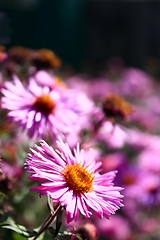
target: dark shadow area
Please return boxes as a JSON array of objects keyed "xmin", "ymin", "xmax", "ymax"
[{"xmin": 0, "ymin": 0, "xmax": 160, "ymax": 70}]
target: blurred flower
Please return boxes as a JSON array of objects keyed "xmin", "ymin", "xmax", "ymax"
[
  {"xmin": 102, "ymin": 93, "xmax": 134, "ymax": 122},
  {"xmin": 117, "ymin": 68, "xmax": 155, "ymax": 99},
  {"xmin": 29, "ymin": 48, "xmax": 61, "ymax": 70},
  {"xmin": 0, "ymin": 157, "xmax": 22, "ymax": 194},
  {"xmin": 96, "ymin": 215, "xmax": 131, "ymax": 240},
  {"xmin": 126, "ymin": 129, "xmax": 160, "ymax": 173},
  {"xmin": 34, "ymin": 70, "xmax": 66, "ymax": 90},
  {"xmin": 125, "ymin": 128, "xmax": 160, "ymax": 150},
  {"xmin": 7, "ymin": 46, "xmax": 61, "ymax": 70},
  {"xmin": 25, "ymin": 137, "xmax": 123, "ymax": 223},
  {"xmin": 130, "ymin": 104, "xmax": 159, "ymax": 132},
  {"xmin": 75, "ymin": 222, "xmax": 98, "ymax": 240},
  {"xmin": 140, "ymin": 218, "xmax": 159, "ymax": 234},
  {"xmin": 96, "ymin": 121, "xmax": 128, "ymax": 149},
  {"xmin": 66, "ymin": 76, "xmax": 116, "ymax": 101},
  {"xmin": 3, "ymin": 46, "xmax": 61, "ymax": 77},
  {"xmin": 90, "ymin": 78, "xmax": 116, "ymax": 100},
  {"xmin": 101, "ymin": 152, "xmax": 126, "ymax": 173},
  {"xmin": 8, "ymin": 46, "xmax": 30, "ymax": 64},
  {"xmin": 65, "ymin": 76, "xmax": 90, "ymax": 95},
  {"xmin": 0, "ymin": 44, "xmax": 7, "ymax": 63},
  {"xmin": 117, "ymin": 163, "xmax": 160, "ymax": 207},
  {"xmin": 1, "ymin": 75, "xmax": 93, "ymax": 140},
  {"xmin": 137, "ymin": 148, "xmax": 160, "ymax": 173},
  {"xmin": 139, "ymin": 172, "xmax": 160, "ymax": 205},
  {"xmin": 66, "ymin": 221, "xmax": 98, "ymax": 240}
]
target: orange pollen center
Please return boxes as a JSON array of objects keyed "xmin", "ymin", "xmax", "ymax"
[
  {"xmin": 62, "ymin": 162, "xmax": 94, "ymax": 194},
  {"xmin": 34, "ymin": 94, "xmax": 55, "ymax": 115}
]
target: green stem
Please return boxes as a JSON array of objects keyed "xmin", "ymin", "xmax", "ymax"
[{"xmin": 33, "ymin": 205, "xmax": 62, "ymax": 240}]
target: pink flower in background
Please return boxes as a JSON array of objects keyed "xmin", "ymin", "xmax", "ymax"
[
  {"xmin": 96, "ymin": 121, "xmax": 128, "ymax": 149},
  {"xmin": 65, "ymin": 221, "xmax": 98, "ymax": 240},
  {"xmin": 137, "ymin": 148, "xmax": 160, "ymax": 173},
  {"xmin": 125, "ymin": 128, "xmax": 158, "ymax": 150},
  {"xmin": 34, "ymin": 70, "xmax": 67, "ymax": 90},
  {"xmin": 96, "ymin": 215, "xmax": 131, "ymax": 240},
  {"xmin": 1, "ymin": 75, "xmax": 93, "ymax": 140},
  {"xmin": 66, "ymin": 76, "xmax": 91, "ymax": 96},
  {"xmin": 117, "ymin": 68, "xmax": 155, "ymax": 98},
  {"xmin": 117, "ymin": 163, "xmax": 160, "ymax": 206},
  {"xmin": 139, "ymin": 172, "xmax": 160, "ymax": 205},
  {"xmin": 126, "ymin": 129, "xmax": 160, "ymax": 173},
  {"xmin": 129, "ymin": 104, "xmax": 159, "ymax": 132},
  {"xmin": 0, "ymin": 157, "xmax": 22, "ymax": 194},
  {"xmin": 101, "ymin": 152, "xmax": 126, "ymax": 173},
  {"xmin": 89, "ymin": 78, "xmax": 116, "ymax": 100},
  {"xmin": 25, "ymin": 137, "xmax": 123, "ymax": 223}
]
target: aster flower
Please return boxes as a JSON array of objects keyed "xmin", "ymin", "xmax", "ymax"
[
  {"xmin": 1, "ymin": 75, "xmax": 93, "ymax": 140},
  {"xmin": 25, "ymin": 137, "xmax": 123, "ymax": 223},
  {"xmin": 96, "ymin": 120, "xmax": 128, "ymax": 149},
  {"xmin": 96, "ymin": 215, "xmax": 131, "ymax": 240},
  {"xmin": 34, "ymin": 70, "xmax": 66, "ymax": 90},
  {"xmin": 118, "ymin": 68, "xmax": 155, "ymax": 98}
]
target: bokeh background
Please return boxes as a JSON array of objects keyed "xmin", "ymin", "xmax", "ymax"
[
  {"xmin": 2, "ymin": 1, "xmax": 160, "ymax": 240},
  {"xmin": 1, "ymin": 0, "xmax": 160, "ymax": 72}
]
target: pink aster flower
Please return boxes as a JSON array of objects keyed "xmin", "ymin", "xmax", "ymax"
[
  {"xmin": 96, "ymin": 215, "xmax": 131, "ymax": 240},
  {"xmin": 25, "ymin": 137, "xmax": 123, "ymax": 223},
  {"xmin": 96, "ymin": 121, "xmax": 128, "ymax": 149},
  {"xmin": 1, "ymin": 75, "xmax": 93, "ymax": 140},
  {"xmin": 117, "ymin": 67, "xmax": 155, "ymax": 99}
]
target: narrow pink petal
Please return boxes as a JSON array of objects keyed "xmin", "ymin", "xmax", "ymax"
[
  {"xmin": 77, "ymin": 195, "xmax": 91, "ymax": 218},
  {"xmin": 74, "ymin": 202, "xmax": 80, "ymax": 222},
  {"xmin": 59, "ymin": 191, "xmax": 73, "ymax": 206},
  {"xmin": 66, "ymin": 195, "xmax": 77, "ymax": 223},
  {"xmin": 84, "ymin": 192, "xmax": 103, "ymax": 218},
  {"xmin": 48, "ymin": 187, "xmax": 69, "ymax": 199},
  {"xmin": 35, "ymin": 112, "xmax": 42, "ymax": 122},
  {"xmin": 40, "ymin": 140, "xmax": 66, "ymax": 167}
]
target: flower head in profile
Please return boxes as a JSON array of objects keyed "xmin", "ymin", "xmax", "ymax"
[
  {"xmin": 1, "ymin": 75, "xmax": 92, "ymax": 140},
  {"xmin": 25, "ymin": 137, "xmax": 123, "ymax": 223}
]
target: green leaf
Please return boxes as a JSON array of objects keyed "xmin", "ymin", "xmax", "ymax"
[
  {"xmin": 1, "ymin": 222, "xmax": 37, "ymax": 238},
  {"xmin": 13, "ymin": 231, "xmax": 26, "ymax": 240},
  {"xmin": 29, "ymin": 232, "xmax": 45, "ymax": 240},
  {"xmin": 28, "ymin": 226, "xmax": 46, "ymax": 240},
  {"xmin": 48, "ymin": 228, "xmax": 83, "ymax": 240},
  {"xmin": 0, "ymin": 210, "xmax": 14, "ymax": 223},
  {"xmin": 0, "ymin": 192, "xmax": 7, "ymax": 205}
]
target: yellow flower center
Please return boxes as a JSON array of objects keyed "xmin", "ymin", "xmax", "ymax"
[
  {"xmin": 34, "ymin": 94, "xmax": 55, "ymax": 115},
  {"xmin": 62, "ymin": 163, "xmax": 94, "ymax": 194}
]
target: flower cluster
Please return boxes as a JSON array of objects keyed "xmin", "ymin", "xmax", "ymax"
[{"xmin": 1, "ymin": 46, "xmax": 160, "ymax": 240}]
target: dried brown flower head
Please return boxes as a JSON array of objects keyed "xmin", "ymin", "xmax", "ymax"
[
  {"xmin": 102, "ymin": 93, "xmax": 134, "ymax": 122},
  {"xmin": 8, "ymin": 46, "xmax": 30, "ymax": 64},
  {"xmin": 29, "ymin": 48, "xmax": 61, "ymax": 70}
]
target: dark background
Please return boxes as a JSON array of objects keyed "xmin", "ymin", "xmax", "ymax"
[{"xmin": 0, "ymin": 0, "xmax": 160, "ymax": 71}]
